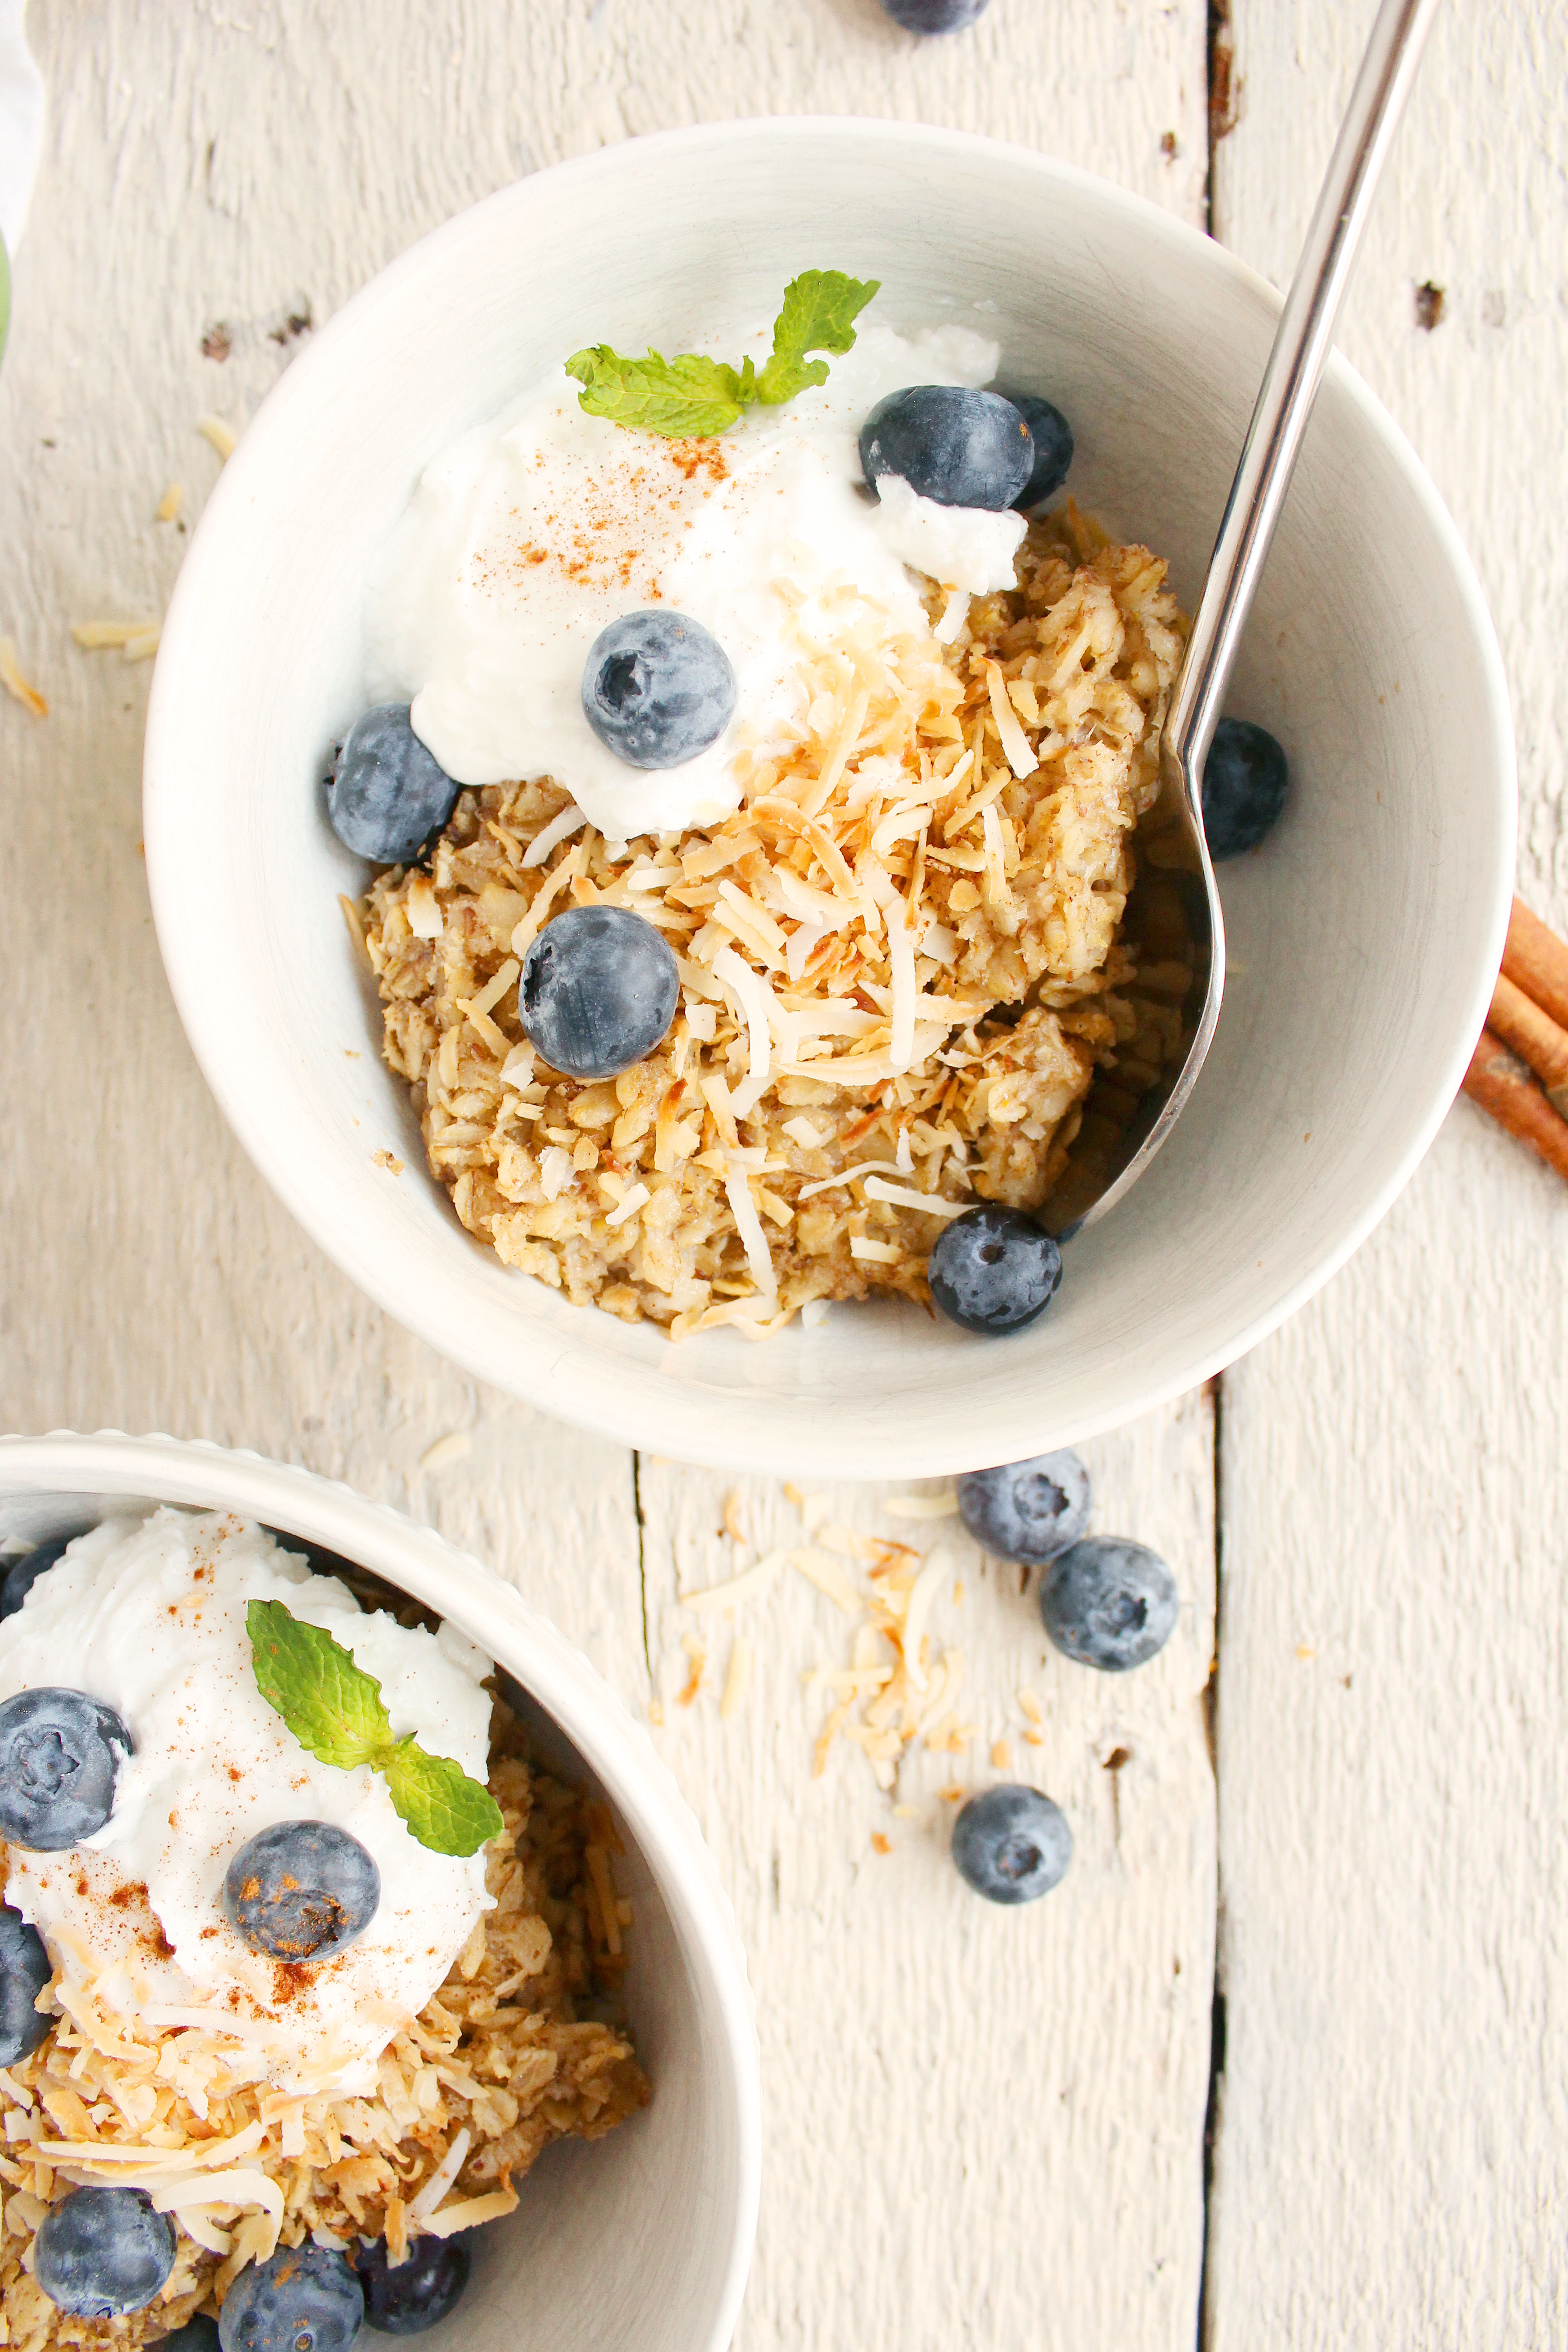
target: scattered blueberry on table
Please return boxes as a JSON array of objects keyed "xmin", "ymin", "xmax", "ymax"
[
  {"xmin": 0, "ymin": 1533, "xmax": 74, "ymax": 1618},
  {"xmin": 951, "ymin": 1784, "xmax": 1072, "ymax": 1905},
  {"xmin": 1039, "ymin": 1535, "xmax": 1179, "ymax": 1671},
  {"xmin": 326, "ymin": 704, "xmax": 462, "ymax": 865},
  {"xmin": 928, "ymin": 1205, "xmax": 1062, "ymax": 1335},
  {"xmin": 34, "ymin": 2186, "xmax": 176, "ymax": 2318},
  {"xmin": 1009, "ymin": 394, "xmax": 1075, "ymax": 509},
  {"xmin": 581, "ymin": 609, "xmax": 737, "ymax": 768},
  {"xmin": 0, "ymin": 1900, "xmax": 53, "ymax": 2065},
  {"xmin": 354, "ymin": 2231, "xmax": 473, "ymax": 2335},
  {"xmin": 519, "ymin": 904, "xmax": 680, "ymax": 1082},
  {"xmin": 860, "ymin": 385, "xmax": 1033, "ymax": 510},
  {"xmin": 223, "ymin": 1820, "xmax": 381, "ymax": 1961},
  {"xmin": 1200, "ymin": 715, "xmax": 1289, "ymax": 859},
  {"xmin": 218, "ymin": 2241, "xmax": 365, "ymax": 2352},
  {"xmin": 0, "ymin": 1687, "xmax": 133, "ymax": 1849},
  {"xmin": 957, "ymin": 1449, "xmax": 1092, "ymax": 1563},
  {"xmin": 879, "ymin": 0, "xmax": 993, "ymax": 31}
]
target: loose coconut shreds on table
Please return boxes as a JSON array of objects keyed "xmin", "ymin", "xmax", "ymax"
[
  {"xmin": 361, "ymin": 510, "xmax": 1191, "ymax": 1336},
  {"xmin": 0, "ymin": 1698, "xmax": 647, "ymax": 2352}
]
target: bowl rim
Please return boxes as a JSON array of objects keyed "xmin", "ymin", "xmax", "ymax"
[
  {"xmin": 143, "ymin": 116, "xmax": 1516, "ymax": 1476},
  {"xmin": 0, "ymin": 1428, "xmax": 761, "ymax": 2352}
]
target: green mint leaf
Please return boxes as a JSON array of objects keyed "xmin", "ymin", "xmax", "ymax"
[
  {"xmin": 246, "ymin": 1599, "xmax": 393, "ymax": 1770},
  {"xmin": 755, "ymin": 270, "xmax": 881, "ymax": 407},
  {"xmin": 564, "ymin": 271, "xmax": 880, "ymax": 437},
  {"xmin": 381, "ymin": 1740, "xmax": 505, "ymax": 1859},
  {"xmin": 564, "ymin": 344, "xmax": 746, "ymax": 436}
]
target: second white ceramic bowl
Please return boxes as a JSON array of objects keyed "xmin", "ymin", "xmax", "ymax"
[
  {"xmin": 143, "ymin": 119, "xmax": 1514, "ymax": 1476},
  {"xmin": 0, "ymin": 1432, "xmax": 759, "ymax": 2352}
]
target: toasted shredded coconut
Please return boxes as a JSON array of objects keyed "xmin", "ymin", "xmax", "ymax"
[
  {"xmin": 0, "ymin": 639, "xmax": 46, "ymax": 718},
  {"xmin": 0, "ymin": 1690, "xmax": 646, "ymax": 2351},
  {"xmin": 359, "ymin": 511, "xmax": 1192, "ymax": 1333}
]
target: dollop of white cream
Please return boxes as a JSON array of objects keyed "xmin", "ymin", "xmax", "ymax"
[
  {"xmin": 869, "ymin": 474, "xmax": 1026, "ymax": 596},
  {"xmin": 0, "ymin": 1509, "xmax": 495, "ymax": 2096},
  {"xmin": 366, "ymin": 319, "xmax": 1014, "ymax": 840}
]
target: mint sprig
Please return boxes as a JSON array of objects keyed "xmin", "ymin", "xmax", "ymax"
[
  {"xmin": 247, "ymin": 1599, "xmax": 504, "ymax": 1860},
  {"xmin": 564, "ymin": 269, "xmax": 880, "ymax": 439}
]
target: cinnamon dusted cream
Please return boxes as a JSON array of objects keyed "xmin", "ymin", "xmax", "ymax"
[
  {"xmin": 0, "ymin": 1509, "xmax": 494, "ymax": 2096},
  {"xmin": 365, "ymin": 317, "xmax": 1025, "ymax": 841}
]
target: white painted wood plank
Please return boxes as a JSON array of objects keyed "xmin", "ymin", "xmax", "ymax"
[
  {"xmin": 1209, "ymin": 3, "xmax": 1568, "ymax": 2342},
  {"xmin": 0, "ymin": 3, "xmax": 1216, "ymax": 2343},
  {"xmin": 639, "ymin": 1401, "xmax": 1216, "ymax": 2352}
]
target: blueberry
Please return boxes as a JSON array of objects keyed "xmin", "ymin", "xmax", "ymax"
[
  {"xmin": 928, "ymin": 1205, "xmax": 1062, "ymax": 1336},
  {"xmin": 0, "ymin": 1534, "xmax": 74, "ymax": 1620},
  {"xmin": 519, "ymin": 905, "xmax": 679, "ymax": 1082},
  {"xmin": 326, "ymin": 705, "xmax": 461, "ymax": 865},
  {"xmin": 223, "ymin": 1822, "xmax": 380, "ymax": 1962},
  {"xmin": 581, "ymin": 610, "xmax": 736, "ymax": 769},
  {"xmin": 879, "ymin": 0, "xmax": 992, "ymax": 28},
  {"xmin": 1009, "ymin": 395, "xmax": 1075, "ymax": 508},
  {"xmin": 1039, "ymin": 1535, "xmax": 1179, "ymax": 1671},
  {"xmin": 353, "ymin": 2234, "xmax": 472, "ymax": 2335},
  {"xmin": 1200, "ymin": 716, "xmax": 1289, "ymax": 859},
  {"xmin": 160, "ymin": 2318, "xmax": 221, "ymax": 2352},
  {"xmin": 34, "ymin": 2186, "xmax": 176, "ymax": 2317},
  {"xmin": 956, "ymin": 1450, "xmax": 1091, "ymax": 1564},
  {"xmin": 218, "ymin": 2242, "xmax": 364, "ymax": 2352},
  {"xmin": 951, "ymin": 1784, "xmax": 1072, "ymax": 1905},
  {"xmin": 0, "ymin": 1689, "xmax": 133, "ymax": 1850},
  {"xmin": 0, "ymin": 1901, "xmax": 52, "ymax": 2063},
  {"xmin": 859, "ymin": 386, "xmax": 1032, "ymax": 510}
]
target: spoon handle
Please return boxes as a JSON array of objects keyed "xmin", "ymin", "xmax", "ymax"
[{"xmin": 1165, "ymin": 0, "xmax": 1444, "ymax": 784}]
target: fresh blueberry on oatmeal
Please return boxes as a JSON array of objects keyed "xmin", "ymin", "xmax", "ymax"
[
  {"xmin": 859, "ymin": 384, "xmax": 1033, "ymax": 510},
  {"xmin": 951, "ymin": 1784, "xmax": 1072, "ymax": 1905},
  {"xmin": 0, "ymin": 1534, "xmax": 74, "ymax": 1619},
  {"xmin": 929, "ymin": 1206, "xmax": 1063, "ymax": 1336},
  {"xmin": 327, "ymin": 704, "xmax": 461, "ymax": 864},
  {"xmin": 358, "ymin": 273, "xmax": 1196, "ymax": 1338},
  {"xmin": 160, "ymin": 2317, "xmax": 221, "ymax": 2352},
  {"xmin": 0, "ymin": 1901, "xmax": 52, "ymax": 2064},
  {"xmin": 519, "ymin": 904, "xmax": 680, "ymax": 1080},
  {"xmin": 34, "ymin": 2186, "xmax": 176, "ymax": 2318},
  {"xmin": 1039, "ymin": 1534, "xmax": 1179, "ymax": 1671},
  {"xmin": 581, "ymin": 609, "xmax": 737, "ymax": 769},
  {"xmin": 217, "ymin": 2242, "xmax": 364, "ymax": 2352},
  {"xmin": 1010, "ymin": 394, "xmax": 1075, "ymax": 508},
  {"xmin": 956, "ymin": 1450, "xmax": 1092, "ymax": 1563},
  {"xmin": 1201, "ymin": 715, "xmax": 1289, "ymax": 858},
  {"xmin": 353, "ymin": 2233, "xmax": 472, "ymax": 2335},
  {"xmin": 223, "ymin": 1820, "xmax": 381, "ymax": 1961},
  {"xmin": 0, "ymin": 1686, "xmax": 132, "ymax": 1848}
]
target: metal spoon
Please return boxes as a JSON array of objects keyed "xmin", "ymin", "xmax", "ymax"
[{"xmin": 1070, "ymin": 0, "xmax": 1443, "ymax": 1235}]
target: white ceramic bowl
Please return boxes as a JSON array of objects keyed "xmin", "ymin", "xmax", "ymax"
[
  {"xmin": 143, "ymin": 119, "xmax": 1514, "ymax": 1478},
  {"xmin": 0, "ymin": 1432, "xmax": 759, "ymax": 2352}
]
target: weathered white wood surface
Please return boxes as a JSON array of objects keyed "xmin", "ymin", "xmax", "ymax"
[
  {"xmin": 1208, "ymin": 4, "xmax": 1568, "ymax": 2346},
  {"xmin": 0, "ymin": 6, "xmax": 1218, "ymax": 2350},
  {"xmin": 5, "ymin": 0, "xmax": 1559, "ymax": 2345}
]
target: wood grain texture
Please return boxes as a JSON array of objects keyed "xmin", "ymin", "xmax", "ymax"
[
  {"xmin": 0, "ymin": 5, "xmax": 1217, "ymax": 2348},
  {"xmin": 1210, "ymin": 4, "xmax": 1568, "ymax": 2343},
  {"xmin": 638, "ymin": 1403, "xmax": 1215, "ymax": 2352}
]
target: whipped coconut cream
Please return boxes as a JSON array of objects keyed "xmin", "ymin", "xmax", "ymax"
[
  {"xmin": 0, "ymin": 1509, "xmax": 495, "ymax": 2096},
  {"xmin": 366, "ymin": 319, "xmax": 1027, "ymax": 841}
]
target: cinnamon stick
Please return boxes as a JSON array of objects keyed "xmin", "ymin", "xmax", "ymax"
[
  {"xmin": 1488, "ymin": 971, "xmax": 1568, "ymax": 1117},
  {"xmin": 1502, "ymin": 895, "xmax": 1568, "ymax": 1031},
  {"xmin": 1462, "ymin": 1029, "xmax": 1568, "ymax": 1183}
]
